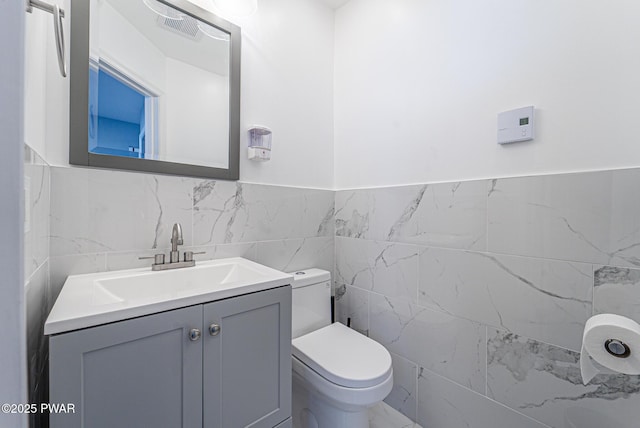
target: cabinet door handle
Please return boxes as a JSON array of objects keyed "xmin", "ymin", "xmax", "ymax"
[
  {"xmin": 189, "ymin": 328, "xmax": 202, "ymax": 341},
  {"xmin": 209, "ymin": 324, "xmax": 221, "ymax": 336}
]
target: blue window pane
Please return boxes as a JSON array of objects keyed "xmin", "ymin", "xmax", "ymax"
[{"xmin": 89, "ymin": 68, "xmax": 147, "ymax": 159}]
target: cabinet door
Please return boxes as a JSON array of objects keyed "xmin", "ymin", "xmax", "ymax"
[
  {"xmin": 50, "ymin": 305, "xmax": 203, "ymax": 428},
  {"xmin": 203, "ymin": 286, "xmax": 292, "ymax": 428}
]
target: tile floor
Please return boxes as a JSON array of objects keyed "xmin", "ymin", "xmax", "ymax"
[{"xmin": 369, "ymin": 402, "xmax": 422, "ymax": 428}]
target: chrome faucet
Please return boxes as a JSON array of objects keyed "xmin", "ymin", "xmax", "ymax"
[
  {"xmin": 139, "ymin": 222, "xmax": 204, "ymax": 271},
  {"xmin": 170, "ymin": 223, "xmax": 184, "ymax": 263}
]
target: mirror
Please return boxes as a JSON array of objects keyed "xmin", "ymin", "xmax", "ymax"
[{"xmin": 70, "ymin": 0, "xmax": 240, "ymax": 180}]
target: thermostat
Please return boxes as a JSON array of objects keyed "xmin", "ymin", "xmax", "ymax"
[{"xmin": 497, "ymin": 106, "xmax": 535, "ymax": 145}]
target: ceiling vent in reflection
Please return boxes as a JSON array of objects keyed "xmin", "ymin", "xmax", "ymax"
[{"xmin": 156, "ymin": 14, "xmax": 202, "ymax": 41}]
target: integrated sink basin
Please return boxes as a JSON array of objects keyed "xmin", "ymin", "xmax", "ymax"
[
  {"xmin": 45, "ymin": 257, "xmax": 293, "ymax": 335},
  {"xmin": 96, "ymin": 262, "xmax": 267, "ymax": 301}
]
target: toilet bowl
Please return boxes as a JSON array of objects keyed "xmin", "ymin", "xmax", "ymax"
[{"xmin": 289, "ymin": 269, "xmax": 393, "ymax": 428}]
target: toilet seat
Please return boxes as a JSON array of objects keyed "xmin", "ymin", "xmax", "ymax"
[{"xmin": 292, "ymin": 322, "xmax": 392, "ymax": 388}]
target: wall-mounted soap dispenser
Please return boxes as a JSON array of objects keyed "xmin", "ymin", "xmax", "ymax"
[{"xmin": 248, "ymin": 126, "xmax": 272, "ymax": 161}]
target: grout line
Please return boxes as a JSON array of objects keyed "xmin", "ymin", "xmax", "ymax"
[
  {"xmin": 334, "ymin": 235, "xmax": 632, "ymax": 269},
  {"xmin": 415, "ymin": 245, "xmax": 420, "ymax": 306},
  {"xmin": 46, "ymin": 163, "xmax": 52, "ymax": 280},
  {"xmin": 46, "ymin": 256, "xmax": 51, "ymax": 308},
  {"xmin": 367, "ymin": 283, "xmax": 371, "ymax": 335},
  {"xmin": 485, "ymin": 180, "xmax": 490, "ymax": 253},
  {"xmin": 414, "ymin": 355, "xmax": 420, "ymax": 424},
  {"xmin": 485, "ymin": 325, "xmax": 488, "ymax": 397},
  {"xmin": 591, "ymin": 263, "xmax": 596, "ymax": 316},
  {"xmin": 333, "ymin": 230, "xmax": 337, "ymax": 296},
  {"xmin": 191, "ymin": 178, "xmax": 195, "ymax": 249},
  {"xmin": 24, "ymin": 259, "xmax": 49, "ymax": 288}
]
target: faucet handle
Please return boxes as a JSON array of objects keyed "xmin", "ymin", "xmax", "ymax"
[
  {"xmin": 184, "ymin": 251, "xmax": 205, "ymax": 262},
  {"xmin": 139, "ymin": 254, "xmax": 165, "ymax": 265}
]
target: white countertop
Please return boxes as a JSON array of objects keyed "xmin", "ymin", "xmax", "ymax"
[{"xmin": 45, "ymin": 257, "xmax": 293, "ymax": 335}]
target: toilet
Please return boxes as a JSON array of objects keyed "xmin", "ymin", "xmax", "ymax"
[{"xmin": 289, "ymin": 268, "xmax": 393, "ymax": 428}]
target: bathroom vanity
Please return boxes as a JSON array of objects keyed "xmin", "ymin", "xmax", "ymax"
[{"xmin": 46, "ymin": 258, "xmax": 292, "ymax": 428}]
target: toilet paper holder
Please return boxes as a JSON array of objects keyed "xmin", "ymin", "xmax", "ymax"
[
  {"xmin": 605, "ymin": 339, "xmax": 631, "ymax": 358},
  {"xmin": 580, "ymin": 314, "xmax": 640, "ymax": 385}
]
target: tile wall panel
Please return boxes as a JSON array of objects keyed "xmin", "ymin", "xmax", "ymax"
[
  {"xmin": 336, "ymin": 180, "xmax": 487, "ymax": 250},
  {"xmin": 335, "ymin": 237, "xmax": 418, "ymax": 302},
  {"xmin": 49, "ymin": 166, "xmax": 335, "ymax": 296},
  {"xmin": 418, "ymin": 248, "xmax": 592, "ymax": 351},
  {"xmin": 24, "ymin": 145, "xmax": 50, "ymax": 428},
  {"xmin": 487, "ymin": 329, "xmax": 640, "ymax": 428},
  {"xmin": 417, "ymin": 369, "xmax": 548, "ymax": 428},
  {"xmin": 487, "ymin": 170, "xmax": 640, "ymax": 267},
  {"xmin": 594, "ymin": 265, "xmax": 640, "ymax": 321},
  {"xmin": 336, "ymin": 169, "xmax": 640, "ymax": 427},
  {"xmin": 36, "ymin": 164, "xmax": 640, "ymax": 428}
]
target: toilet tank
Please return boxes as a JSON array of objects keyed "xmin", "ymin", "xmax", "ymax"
[{"xmin": 289, "ymin": 268, "xmax": 332, "ymax": 339}]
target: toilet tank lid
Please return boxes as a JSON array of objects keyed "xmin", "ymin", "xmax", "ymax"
[{"xmin": 287, "ymin": 268, "xmax": 331, "ymax": 288}]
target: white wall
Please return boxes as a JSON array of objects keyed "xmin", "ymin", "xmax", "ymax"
[
  {"xmin": 334, "ymin": 0, "xmax": 640, "ymax": 189},
  {"xmin": 230, "ymin": 0, "xmax": 335, "ymax": 188},
  {"xmin": 1, "ymin": 0, "xmax": 28, "ymax": 425},
  {"xmin": 26, "ymin": 0, "xmax": 336, "ymax": 189}
]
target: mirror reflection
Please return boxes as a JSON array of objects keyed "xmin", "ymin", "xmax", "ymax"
[{"xmin": 89, "ymin": 0, "xmax": 231, "ymax": 168}]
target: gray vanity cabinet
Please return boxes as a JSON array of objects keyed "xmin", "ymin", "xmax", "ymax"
[
  {"xmin": 49, "ymin": 285, "xmax": 292, "ymax": 428},
  {"xmin": 204, "ymin": 287, "xmax": 292, "ymax": 428},
  {"xmin": 49, "ymin": 304, "xmax": 204, "ymax": 428}
]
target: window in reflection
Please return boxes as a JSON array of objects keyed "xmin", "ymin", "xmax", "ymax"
[{"xmin": 89, "ymin": 63, "xmax": 158, "ymax": 159}]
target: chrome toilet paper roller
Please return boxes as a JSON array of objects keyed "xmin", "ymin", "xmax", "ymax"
[{"xmin": 580, "ymin": 314, "xmax": 640, "ymax": 384}]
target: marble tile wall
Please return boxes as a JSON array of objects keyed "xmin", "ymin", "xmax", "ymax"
[
  {"xmin": 49, "ymin": 166, "xmax": 335, "ymax": 302},
  {"xmin": 335, "ymin": 169, "xmax": 640, "ymax": 428},
  {"xmin": 24, "ymin": 145, "xmax": 50, "ymax": 428},
  {"xmin": 31, "ymin": 162, "xmax": 640, "ymax": 428}
]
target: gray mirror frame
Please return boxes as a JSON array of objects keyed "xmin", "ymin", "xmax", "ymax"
[{"xmin": 69, "ymin": 0, "xmax": 241, "ymax": 180}]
